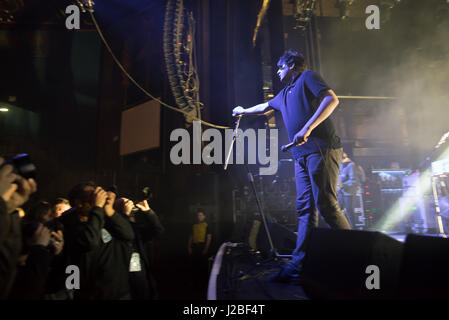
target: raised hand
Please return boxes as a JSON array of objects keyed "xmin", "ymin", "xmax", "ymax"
[
  {"xmin": 5, "ymin": 177, "xmax": 37, "ymax": 214},
  {"xmin": 232, "ymin": 106, "xmax": 245, "ymax": 117},
  {"xmin": 0, "ymin": 157, "xmax": 17, "ymax": 200},
  {"xmin": 93, "ymin": 187, "xmax": 108, "ymax": 208},
  {"xmin": 104, "ymin": 191, "xmax": 116, "ymax": 217},
  {"xmin": 50, "ymin": 230, "xmax": 64, "ymax": 255},
  {"xmin": 135, "ymin": 200, "xmax": 151, "ymax": 212},
  {"xmin": 123, "ymin": 198, "xmax": 135, "ymax": 216},
  {"xmin": 31, "ymin": 224, "xmax": 51, "ymax": 247}
]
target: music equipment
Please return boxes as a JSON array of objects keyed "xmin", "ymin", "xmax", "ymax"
[
  {"xmin": 398, "ymin": 234, "xmax": 449, "ymax": 299},
  {"xmin": 281, "ymin": 141, "xmax": 295, "ymax": 152},
  {"xmin": 256, "ymin": 222, "xmax": 297, "ymax": 255},
  {"xmin": 301, "ymin": 228, "xmax": 403, "ymax": 299}
]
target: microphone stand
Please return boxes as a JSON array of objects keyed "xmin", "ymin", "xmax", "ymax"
[
  {"xmin": 225, "ymin": 116, "xmax": 287, "ymax": 262},
  {"xmin": 224, "ymin": 116, "xmax": 242, "ymax": 170}
]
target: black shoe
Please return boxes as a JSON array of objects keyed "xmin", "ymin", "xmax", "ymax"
[{"xmin": 270, "ymin": 264, "xmax": 303, "ymax": 285}]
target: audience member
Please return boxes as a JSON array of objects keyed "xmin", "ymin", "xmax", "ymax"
[
  {"xmin": 114, "ymin": 197, "xmax": 164, "ymax": 299},
  {"xmin": 52, "ymin": 198, "xmax": 71, "ymax": 219},
  {"xmin": 60, "ymin": 182, "xmax": 135, "ymax": 299},
  {"xmin": 187, "ymin": 209, "xmax": 212, "ymax": 294},
  {"xmin": 0, "ymin": 156, "xmax": 37, "ymax": 299}
]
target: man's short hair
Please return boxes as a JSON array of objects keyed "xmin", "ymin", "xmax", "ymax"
[
  {"xmin": 26, "ymin": 201, "xmax": 52, "ymax": 223},
  {"xmin": 68, "ymin": 181, "xmax": 96, "ymax": 206},
  {"xmin": 277, "ymin": 49, "xmax": 308, "ymax": 73},
  {"xmin": 54, "ymin": 197, "xmax": 70, "ymax": 206}
]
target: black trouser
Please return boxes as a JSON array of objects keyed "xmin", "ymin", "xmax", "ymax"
[
  {"xmin": 190, "ymin": 243, "xmax": 209, "ymax": 289},
  {"xmin": 338, "ymin": 194, "xmax": 357, "ymax": 228},
  {"xmin": 291, "ymin": 148, "xmax": 351, "ymax": 270}
]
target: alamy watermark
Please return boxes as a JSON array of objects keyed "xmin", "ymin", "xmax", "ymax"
[
  {"xmin": 365, "ymin": 5, "xmax": 380, "ymax": 30},
  {"xmin": 64, "ymin": 4, "xmax": 382, "ymax": 31},
  {"xmin": 65, "ymin": 265, "xmax": 80, "ymax": 290},
  {"xmin": 365, "ymin": 264, "xmax": 380, "ymax": 290},
  {"xmin": 170, "ymin": 121, "xmax": 279, "ymax": 175},
  {"xmin": 65, "ymin": 5, "xmax": 81, "ymax": 30}
]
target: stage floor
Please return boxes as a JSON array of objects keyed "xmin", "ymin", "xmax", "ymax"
[
  {"xmin": 211, "ymin": 243, "xmax": 309, "ymax": 300},
  {"xmin": 382, "ymin": 231, "xmax": 447, "ymax": 243}
]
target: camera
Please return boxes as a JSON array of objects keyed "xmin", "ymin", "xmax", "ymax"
[
  {"xmin": 3, "ymin": 153, "xmax": 36, "ymax": 179},
  {"xmin": 22, "ymin": 219, "xmax": 63, "ymax": 237},
  {"xmin": 131, "ymin": 186, "xmax": 152, "ymax": 213},
  {"xmin": 21, "ymin": 219, "xmax": 63, "ymax": 254}
]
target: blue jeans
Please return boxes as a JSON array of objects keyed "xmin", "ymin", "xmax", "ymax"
[
  {"xmin": 291, "ymin": 148, "xmax": 351, "ymax": 270},
  {"xmin": 338, "ymin": 193, "xmax": 357, "ymax": 228}
]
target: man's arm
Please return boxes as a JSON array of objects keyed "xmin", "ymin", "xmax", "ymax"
[
  {"xmin": 232, "ymin": 102, "xmax": 273, "ymax": 116},
  {"xmin": 103, "ymin": 192, "xmax": 135, "ymax": 242},
  {"xmin": 0, "ymin": 209, "xmax": 22, "ymax": 299},
  {"xmin": 105, "ymin": 213, "xmax": 135, "ymax": 242},
  {"xmin": 344, "ymin": 163, "xmax": 357, "ymax": 187},
  {"xmin": 8, "ymin": 225, "xmax": 52, "ymax": 300},
  {"xmin": 71, "ymin": 206, "xmax": 105, "ymax": 251},
  {"xmin": 133, "ymin": 209, "xmax": 164, "ymax": 242},
  {"xmin": 202, "ymin": 233, "xmax": 212, "ymax": 256},
  {"xmin": 133, "ymin": 200, "xmax": 164, "ymax": 242},
  {"xmin": 293, "ymin": 89, "xmax": 339, "ymax": 145},
  {"xmin": 343, "ymin": 162, "xmax": 359, "ymax": 194}
]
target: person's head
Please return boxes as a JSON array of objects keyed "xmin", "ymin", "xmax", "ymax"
[
  {"xmin": 68, "ymin": 181, "xmax": 96, "ymax": 216},
  {"xmin": 53, "ymin": 198, "xmax": 71, "ymax": 218},
  {"xmin": 26, "ymin": 201, "xmax": 53, "ymax": 224},
  {"xmin": 196, "ymin": 209, "xmax": 206, "ymax": 223},
  {"xmin": 276, "ymin": 49, "xmax": 308, "ymax": 83},
  {"xmin": 342, "ymin": 150, "xmax": 355, "ymax": 163}
]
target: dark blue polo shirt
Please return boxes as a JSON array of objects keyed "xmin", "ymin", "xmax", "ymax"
[{"xmin": 268, "ymin": 70, "xmax": 342, "ymax": 159}]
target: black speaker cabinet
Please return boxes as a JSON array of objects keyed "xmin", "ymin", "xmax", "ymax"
[
  {"xmin": 398, "ymin": 234, "xmax": 449, "ymax": 299},
  {"xmin": 301, "ymin": 228, "xmax": 403, "ymax": 299}
]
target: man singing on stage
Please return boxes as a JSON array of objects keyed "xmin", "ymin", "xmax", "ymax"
[{"xmin": 232, "ymin": 49, "xmax": 351, "ymax": 283}]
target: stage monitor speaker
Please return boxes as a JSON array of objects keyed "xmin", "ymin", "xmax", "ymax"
[
  {"xmin": 301, "ymin": 228, "xmax": 403, "ymax": 299},
  {"xmin": 398, "ymin": 234, "xmax": 449, "ymax": 299}
]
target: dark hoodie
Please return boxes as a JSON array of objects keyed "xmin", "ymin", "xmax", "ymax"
[{"xmin": 59, "ymin": 206, "xmax": 135, "ymax": 299}]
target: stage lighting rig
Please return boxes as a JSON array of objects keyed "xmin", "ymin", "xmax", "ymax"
[
  {"xmin": 0, "ymin": 0, "xmax": 24, "ymax": 23},
  {"xmin": 379, "ymin": 0, "xmax": 400, "ymax": 23},
  {"xmin": 294, "ymin": 0, "xmax": 317, "ymax": 31},
  {"xmin": 76, "ymin": 0, "xmax": 95, "ymax": 13},
  {"xmin": 335, "ymin": 0, "xmax": 354, "ymax": 20},
  {"xmin": 163, "ymin": 0, "xmax": 202, "ymax": 127},
  {"xmin": 380, "ymin": 0, "xmax": 401, "ymax": 9}
]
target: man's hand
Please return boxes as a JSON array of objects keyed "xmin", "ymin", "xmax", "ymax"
[
  {"xmin": 5, "ymin": 177, "xmax": 37, "ymax": 214},
  {"xmin": 121, "ymin": 198, "xmax": 135, "ymax": 216},
  {"xmin": 104, "ymin": 191, "xmax": 116, "ymax": 217},
  {"xmin": 93, "ymin": 187, "xmax": 108, "ymax": 208},
  {"xmin": 232, "ymin": 106, "xmax": 245, "ymax": 117},
  {"xmin": 31, "ymin": 224, "xmax": 51, "ymax": 247},
  {"xmin": 0, "ymin": 157, "xmax": 18, "ymax": 201},
  {"xmin": 293, "ymin": 126, "xmax": 313, "ymax": 146},
  {"xmin": 50, "ymin": 230, "xmax": 64, "ymax": 255},
  {"xmin": 135, "ymin": 200, "xmax": 151, "ymax": 212}
]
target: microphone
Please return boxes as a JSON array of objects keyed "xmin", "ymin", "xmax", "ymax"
[{"xmin": 281, "ymin": 142, "xmax": 295, "ymax": 152}]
